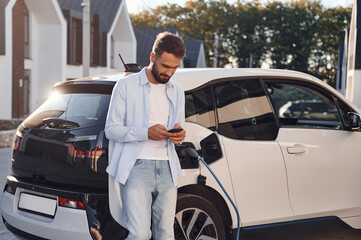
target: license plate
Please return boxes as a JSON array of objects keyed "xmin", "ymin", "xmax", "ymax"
[{"xmin": 18, "ymin": 192, "xmax": 57, "ymax": 218}]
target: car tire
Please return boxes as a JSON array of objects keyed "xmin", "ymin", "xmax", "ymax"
[{"xmin": 174, "ymin": 193, "xmax": 227, "ymax": 240}]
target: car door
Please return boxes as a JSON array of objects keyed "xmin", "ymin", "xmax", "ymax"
[
  {"xmin": 266, "ymin": 80, "xmax": 361, "ymax": 219},
  {"xmin": 213, "ymin": 78, "xmax": 294, "ymax": 227}
]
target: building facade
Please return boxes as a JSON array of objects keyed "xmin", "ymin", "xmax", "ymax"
[
  {"xmin": 345, "ymin": 0, "xmax": 361, "ymax": 108},
  {"xmin": 337, "ymin": 0, "xmax": 361, "ymax": 109},
  {"xmin": 183, "ymin": 39, "xmax": 206, "ymax": 68},
  {"xmin": 0, "ymin": 0, "xmax": 136, "ymax": 120}
]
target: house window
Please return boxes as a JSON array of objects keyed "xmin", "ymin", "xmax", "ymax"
[
  {"xmin": 101, "ymin": 32, "xmax": 107, "ymax": 66},
  {"xmin": 24, "ymin": 5, "xmax": 30, "ymax": 59},
  {"xmin": 72, "ymin": 18, "xmax": 82, "ymax": 64},
  {"xmin": 90, "ymin": 15, "xmax": 99, "ymax": 66},
  {"xmin": 111, "ymin": 36, "xmax": 115, "ymax": 68},
  {"xmin": 24, "ymin": 69, "xmax": 30, "ymax": 116}
]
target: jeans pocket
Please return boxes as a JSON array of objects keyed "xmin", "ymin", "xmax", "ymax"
[{"xmin": 134, "ymin": 159, "xmax": 142, "ymax": 166}]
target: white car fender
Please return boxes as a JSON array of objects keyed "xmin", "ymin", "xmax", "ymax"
[{"xmin": 179, "ymin": 123, "xmax": 240, "ymax": 228}]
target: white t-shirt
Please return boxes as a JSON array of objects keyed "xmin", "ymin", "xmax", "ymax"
[{"xmin": 138, "ymin": 82, "xmax": 170, "ymax": 160}]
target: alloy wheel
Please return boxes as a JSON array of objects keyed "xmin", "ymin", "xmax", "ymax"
[{"xmin": 174, "ymin": 207, "xmax": 218, "ymax": 240}]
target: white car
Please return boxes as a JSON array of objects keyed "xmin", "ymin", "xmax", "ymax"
[{"xmin": 1, "ymin": 67, "xmax": 361, "ymax": 239}]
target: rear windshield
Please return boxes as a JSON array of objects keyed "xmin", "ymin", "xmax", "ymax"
[{"xmin": 23, "ymin": 93, "xmax": 110, "ymax": 129}]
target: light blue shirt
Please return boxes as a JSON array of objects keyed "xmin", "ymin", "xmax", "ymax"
[{"xmin": 105, "ymin": 69, "xmax": 185, "ymax": 186}]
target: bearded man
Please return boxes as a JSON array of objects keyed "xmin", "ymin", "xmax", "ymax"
[{"xmin": 105, "ymin": 32, "xmax": 186, "ymax": 240}]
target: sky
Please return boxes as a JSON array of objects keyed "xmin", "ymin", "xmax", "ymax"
[{"xmin": 124, "ymin": 0, "xmax": 354, "ymax": 14}]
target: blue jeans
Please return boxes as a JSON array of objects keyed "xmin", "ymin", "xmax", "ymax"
[{"xmin": 123, "ymin": 159, "xmax": 177, "ymax": 240}]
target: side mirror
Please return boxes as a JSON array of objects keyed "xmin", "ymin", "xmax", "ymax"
[
  {"xmin": 347, "ymin": 112, "xmax": 361, "ymax": 130},
  {"xmin": 200, "ymin": 132, "xmax": 223, "ymax": 164}
]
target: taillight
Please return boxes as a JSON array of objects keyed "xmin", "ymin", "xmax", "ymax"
[
  {"xmin": 12, "ymin": 136, "xmax": 22, "ymax": 151},
  {"xmin": 5, "ymin": 185, "xmax": 17, "ymax": 195},
  {"xmin": 67, "ymin": 145, "xmax": 103, "ymax": 159},
  {"xmin": 66, "ymin": 131, "xmax": 104, "ymax": 172},
  {"xmin": 58, "ymin": 197, "xmax": 85, "ymax": 210}
]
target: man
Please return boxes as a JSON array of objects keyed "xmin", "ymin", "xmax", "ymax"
[{"xmin": 105, "ymin": 32, "xmax": 186, "ymax": 240}]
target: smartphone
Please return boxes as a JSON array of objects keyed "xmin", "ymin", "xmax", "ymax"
[{"xmin": 167, "ymin": 128, "xmax": 183, "ymax": 133}]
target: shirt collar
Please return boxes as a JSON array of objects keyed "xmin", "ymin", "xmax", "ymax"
[
  {"xmin": 139, "ymin": 68, "xmax": 149, "ymax": 86},
  {"xmin": 139, "ymin": 68, "xmax": 175, "ymax": 87}
]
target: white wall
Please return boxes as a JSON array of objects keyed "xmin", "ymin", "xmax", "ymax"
[
  {"xmin": 0, "ymin": 0, "xmax": 16, "ymax": 120},
  {"xmin": 108, "ymin": 1, "xmax": 136, "ymax": 72},
  {"xmin": 66, "ymin": 65, "xmax": 116, "ymax": 79},
  {"xmin": 346, "ymin": 0, "xmax": 358, "ymax": 106},
  {"xmin": 25, "ymin": 9, "xmax": 38, "ymax": 113},
  {"xmin": 37, "ymin": 24, "xmax": 65, "ymax": 104},
  {"xmin": 25, "ymin": 0, "xmax": 66, "ymax": 109},
  {"xmin": 0, "ymin": 53, "xmax": 12, "ymax": 119},
  {"xmin": 347, "ymin": 70, "xmax": 361, "ymax": 108},
  {"xmin": 66, "ymin": 1, "xmax": 137, "ymax": 78},
  {"xmin": 196, "ymin": 43, "xmax": 207, "ymax": 68},
  {"xmin": 114, "ymin": 41, "xmax": 135, "ymax": 71}
]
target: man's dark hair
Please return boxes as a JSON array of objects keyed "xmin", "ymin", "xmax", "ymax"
[{"xmin": 152, "ymin": 32, "xmax": 186, "ymax": 59}]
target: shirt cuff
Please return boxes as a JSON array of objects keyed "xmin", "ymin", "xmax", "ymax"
[{"xmin": 135, "ymin": 127, "xmax": 149, "ymax": 141}]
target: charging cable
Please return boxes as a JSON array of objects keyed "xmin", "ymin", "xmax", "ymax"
[{"xmin": 185, "ymin": 147, "xmax": 240, "ymax": 240}]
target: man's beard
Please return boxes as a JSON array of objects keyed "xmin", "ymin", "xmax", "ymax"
[{"xmin": 151, "ymin": 63, "xmax": 171, "ymax": 84}]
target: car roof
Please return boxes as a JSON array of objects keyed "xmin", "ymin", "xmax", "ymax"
[
  {"xmin": 171, "ymin": 68, "xmax": 314, "ymax": 91},
  {"xmin": 63, "ymin": 67, "xmax": 361, "ymax": 113},
  {"xmin": 74, "ymin": 68, "xmax": 315, "ymax": 91}
]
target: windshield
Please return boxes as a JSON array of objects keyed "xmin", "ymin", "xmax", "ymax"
[{"xmin": 23, "ymin": 93, "xmax": 110, "ymax": 129}]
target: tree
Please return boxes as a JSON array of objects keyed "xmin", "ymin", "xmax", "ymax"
[
  {"xmin": 131, "ymin": 0, "xmax": 233, "ymax": 67},
  {"xmin": 309, "ymin": 6, "xmax": 351, "ymax": 86},
  {"xmin": 227, "ymin": 2, "xmax": 268, "ymax": 68},
  {"xmin": 130, "ymin": 0, "xmax": 352, "ymax": 88},
  {"xmin": 262, "ymin": 1, "xmax": 319, "ymax": 72}
]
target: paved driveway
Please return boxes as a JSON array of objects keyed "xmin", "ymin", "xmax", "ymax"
[{"xmin": 0, "ymin": 148, "xmax": 21, "ymax": 240}]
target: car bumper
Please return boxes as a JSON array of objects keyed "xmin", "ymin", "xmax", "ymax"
[
  {"xmin": 1, "ymin": 189, "xmax": 92, "ymax": 240},
  {"xmin": 0, "ymin": 176, "xmax": 128, "ymax": 240}
]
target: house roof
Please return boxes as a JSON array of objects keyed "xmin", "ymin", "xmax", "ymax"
[
  {"xmin": 134, "ymin": 28, "xmax": 204, "ymax": 68},
  {"xmin": 134, "ymin": 28, "xmax": 178, "ymax": 67},
  {"xmin": 57, "ymin": 0, "xmax": 122, "ymax": 32},
  {"xmin": 0, "ymin": 0, "xmax": 9, "ymax": 5},
  {"xmin": 183, "ymin": 39, "xmax": 203, "ymax": 68}
]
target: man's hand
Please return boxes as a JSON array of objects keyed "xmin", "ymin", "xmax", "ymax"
[
  {"xmin": 148, "ymin": 124, "xmax": 170, "ymax": 141},
  {"xmin": 148, "ymin": 124, "xmax": 186, "ymax": 144},
  {"xmin": 169, "ymin": 123, "xmax": 186, "ymax": 144}
]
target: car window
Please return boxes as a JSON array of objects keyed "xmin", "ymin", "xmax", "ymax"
[
  {"xmin": 214, "ymin": 79, "xmax": 278, "ymax": 140},
  {"xmin": 185, "ymin": 85, "xmax": 216, "ymax": 131},
  {"xmin": 23, "ymin": 93, "xmax": 110, "ymax": 129},
  {"xmin": 266, "ymin": 82, "xmax": 342, "ymax": 129}
]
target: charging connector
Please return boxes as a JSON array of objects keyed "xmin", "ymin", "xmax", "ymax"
[{"xmin": 185, "ymin": 147, "xmax": 240, "ymax": 240}]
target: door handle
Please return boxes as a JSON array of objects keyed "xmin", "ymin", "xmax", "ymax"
[{"xmin": 287, "ymin": 145, "xmax": 307, "ymax": 154}]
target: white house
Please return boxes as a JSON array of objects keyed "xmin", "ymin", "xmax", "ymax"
[
  {"xmin": 0, "ymin": 0, "xmax": 136, "ymax": 120},
  {"xmin": 345, "ymin": 0, "xmax": 361, "ymax": 108},
  {"xmin": 183, "ymin": 39, "xmax": 206, "ymax": 68},
  {"xmin": 337, "ymin": 0, "xmax": 361, "ymax": 108}
]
